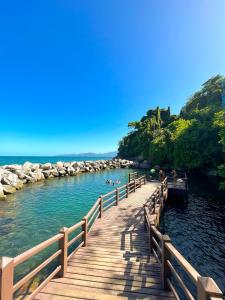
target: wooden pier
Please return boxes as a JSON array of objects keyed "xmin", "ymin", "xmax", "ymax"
[{"xmin": 0, "ymin": 174, "xmax": 223, "ymax": 300}]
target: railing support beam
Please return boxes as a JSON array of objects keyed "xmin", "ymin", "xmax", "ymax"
[
  {"xmin": 82, "ymin": 217, "xmax": 88, "ymax": 247},
  {"xmin": 162, "ymin": 235, "xmax": 172, "ymax": 290},
  {"xmin": 58, "ymin": 227, "xmax": 68, "ymax": 277},
  {"xmin": 197, "ymin": 276, "xmax": 223, "ymax": 300},
  {"xmin": 0, "ymin": 257, "xmax": 14, "ymax": 300},
  {"xmin": 99, "ymin": 196, "xmax": 103, "ymax": 217},
  {"xmin": 116, "ymin": 189, "xmax": 119, "ymax": 205}
]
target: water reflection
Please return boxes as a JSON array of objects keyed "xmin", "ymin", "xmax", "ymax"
[{"xmin": 160, "ymin": 173, "xmax": 225, "ymax": 293}]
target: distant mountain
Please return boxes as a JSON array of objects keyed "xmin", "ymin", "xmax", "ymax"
[{"xmin": 56, "ymin": 151, "xmax": 117, "ymax": 158}]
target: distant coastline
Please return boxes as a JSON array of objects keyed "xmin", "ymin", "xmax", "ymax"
[
  {"xmin": 0, "ymin": 154, "xmax": 116, "ymax": 166},
  {"xmin": 0, "ymin": 159, "xmax": 133, "ymax": 199}
]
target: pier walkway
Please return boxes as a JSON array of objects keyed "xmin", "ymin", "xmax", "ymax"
[
  {"xmin": 36, "ymin": 182, "xmax": 174, "ymax": 300},
  {"xmin": 0, "ymin": 174, "xmax": 223, "ymax": 300}
]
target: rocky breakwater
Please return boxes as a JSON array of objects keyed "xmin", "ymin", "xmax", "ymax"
[{"xmin": 0, "ymin": 159, "xmax": 133, "ymax": 200}]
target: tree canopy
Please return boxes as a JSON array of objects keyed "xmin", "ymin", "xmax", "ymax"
[{"xmin": 118, "ymin": 75, "xmax": 225, "ymax": 187}]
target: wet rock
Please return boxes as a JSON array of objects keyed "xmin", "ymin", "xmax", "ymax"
[
  {"xmin": 2, "ymin": 185, "xmax": 16, "ymax": 194},
  {"xmin": 1, "ymin": 173, "xmax": 19, "ymax": 186},
  {"xmin": 51, "ymin": 169, "xmax": 59, "ymax": 177},
  {"xmin": 0, "ymin": 184, "xmax": 6, "ymax": 200},
  {"xmin": 67, "ymin": 166, "xmax": 75, "ymax": 175}
]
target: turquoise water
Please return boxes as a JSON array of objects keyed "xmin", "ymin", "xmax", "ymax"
[
  {"xmin": 0, "ymin": 168, "xmax": 132, "ymax": 259},
  {"xmin": 0, "ymin": 156, "xmax": 112, "ymax": 166}
]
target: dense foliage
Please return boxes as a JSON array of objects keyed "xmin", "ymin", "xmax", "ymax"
[{"xmin": 118, "ymin": 75, "xmax": 225, "ymax": 187}]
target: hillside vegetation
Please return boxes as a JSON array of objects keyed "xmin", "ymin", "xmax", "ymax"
[{"xmin": 118, "ymin": 75, "xmax": 225, "ymax": 188}]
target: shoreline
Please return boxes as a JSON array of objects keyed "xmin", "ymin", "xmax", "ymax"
[{"xmin": 0, "ymin": 159, "xmax": 133, "ymax": 200}]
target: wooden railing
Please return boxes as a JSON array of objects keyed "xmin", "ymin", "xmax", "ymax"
[
  {"xmin": 144, "ymin": 178, "xmax": 223, "ymax": 300},
  {"xmin": 128, "ymin": 171, "xmax": 138, "ymax": 182},
  {"xmin": 0, "ymin": 174, "xmax": 147, "ymax": 300}
]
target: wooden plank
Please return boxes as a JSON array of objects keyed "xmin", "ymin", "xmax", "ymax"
[
  {"xmin": 67, "ymin": 261, "xmax": 160, "ymax": 276},
  {"xmin": 43, "ymin": 280, "xmax": 176, "ymax": 299},
  {"xmin": 64, "ymin": 271, "xmax": 162, "ymax": 289},
  {"xmin": 69, "ymin": 257, "xmax": 161, "ymax": 272},
  {"xmin": 66, "ymin": 268, "xmax": 161, "ymax": 284},
  {"xmin": 35, "ymin": 290, "xmax": 132, "ymax": 300}
]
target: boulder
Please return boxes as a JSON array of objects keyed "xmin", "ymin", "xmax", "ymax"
[
  {"xmin": 33, "ymin": 171, "xmax": 45, "ymax": 181},
  {"xmin": 71, "ymin": 162, "xmax": 79, "ymax": 168},
  {"xmin": 0, "ymin": 184, "xmax": 6, "ymax": 200},
  {"xmin": 56, "ymin": 161, "xmax": 64, "ymax": 168},
  {"xmin": 58, "ymin": 168, "xmax": 66, "ymax": 176},
  {"xmin": 31, "ymin": 163, "xmax": 40, "ymax": 171},
  {"xmin": 23, "ymin": 162, "xmax": 33, "ymax": 172},
  {"xmin": 15, "ymin": 170, "xmax": 27, "ymax": 180},
  {"xmin": 42, "ymin": 163, "xmax": 52, "ymax": 170},
  {"xmin": 4, "ymin": 164, "xmax": 22, "ymax": 172},
  {"xmin": 1, "ymin": 173, "xmax": 19, "ymax": 187},
  {"xmin": 2, "ymin": 185, "xmax": 16, "ymax": 194},
  {"xmin": 51, "ymin": 169, "xmax": 59, "ymax": 177},
  {"xmin": 67, "ymin": 166, "xmax": 75, "ymax": 175},
  {"xmin": 64, "ymin": 162, "xmax": 71, "ymax": 168}
]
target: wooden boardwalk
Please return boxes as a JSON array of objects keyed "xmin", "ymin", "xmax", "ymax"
[
  {"xmin": 35, "ymin": 182, "xmax": 175, "ymax": 300},
  {"xmin": 1, "ymin": 174, "xmax": 223, "ymax": 300}
]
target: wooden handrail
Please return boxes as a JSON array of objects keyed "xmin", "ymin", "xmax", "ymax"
[
  {"xmin": 13, "ymin": 233, "xmax": 63, "ymax": 267},
  {"xmin": 165, "ymin": 243, "xmax": 200, "ymax": 284},
  {"xmin": 13, "ymin": 249, "xmax": 62, "ymax": 292},
  {"xmin": 85, "ymin": 198, "xmax": 101, "ymax": 220},
  {"xmin": 68, "ymin": 220, "xmax": 85, "ymax": 234},
  {"xmin": 143, "ymin": 177, "xmax": 223, "ymax": 300}
]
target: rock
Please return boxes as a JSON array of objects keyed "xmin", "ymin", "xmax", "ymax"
[
  {"xmin": 1, "ymin": 173, "xmax": 19, "ymax": 186},
  {"xmin": 51, "ymin": 169, "xmax": 59, "ymax": 177},
  {"xmin": 4, "ymin": 164, "xmax": 22, "ymax": 172},
  {"xmin": 56, "ymin": 161, "xmax": 64, "ymax": 168},
  {"xmin": 23, "ymin": 162, "xmax": 33, "ymax": 172},
  {"xmin": 42, "ymin": 170, "xmax": 52, "ymax": 178},
  {"xmin": 15, "ymin": 170, "xmax": 27, "ymax": 180},
  {"xmin": 58, "ymin": 168, "xmax": 66, "ymax": 176},
  {"xmin": 64, "ymin": 162, "xmax": 71, "ymax": 168},
  {"xmin": 2, "ymin": 185, "xmax": 16, "ymax": 194},
  {"xmin": 0, "ymin": 184, "xmax": 6, "ymax": 200},
  {"xmin": 67, "ymin": 166, "xmax": 75, "ymax": 175},
  {"xmin": 33, "ymin": 171, "xmax": 45, "ymax": 181},
  {"xmin": 31, "ymin": 163, "xmax": 40, "ymax": 171},
  {"xmin": 72, "ymin": 162, "xmax": 79, "ymax": 168},
  {"xmin": 42, "ymin": 163, "xmax": 52, "ymax": 170}
]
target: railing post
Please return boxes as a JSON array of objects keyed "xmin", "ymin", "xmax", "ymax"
[
  {"xmin": 128, "ymin": 173, "xmax": 131, "ymax": 183},
  {"xmin": 116, "ymin": 189, "xmax": 119, "ymax": 205},
  {"xmin": 0, "ymin": 257, "xmax": 14, "ymax": 300},
  {"xmin": 58, "ymin": 227, "xmax": 68, "ymax": 277},
  {"xmin": 144, "ymin": 174, "xmax": 146, "ymax": 185},
  {"xmin": 197, "ymin": 277, "xmax": 223, "ymax": 300},
  {"xmin": 161, "ymin": 182, "xmax": 164, "ymax": 197},
  {"xmin": 134, "ymin": 180, "xmax": 136, "ymax": 192},
  {"xmin": 126, "ymin": 184, "xmax": 129, "ymax": 198},
  {"xmin": 82, "ymin": 217, "xmax": 88, "ymax": 247},
  {"xmin": 99, "ymin": 196, "xmax": 103, "ymax": 218},
  {"xmin": 144, "ymin": 205, "xmax": 148, "ymax": 232},
  {"xmin": 161, "ymin": 235, "xmax": 172, "ymax": 290}
]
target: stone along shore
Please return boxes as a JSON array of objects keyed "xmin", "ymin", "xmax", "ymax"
[{"xmin": 0, "ymin": 159, "xmax": 133, "ymax": 200}]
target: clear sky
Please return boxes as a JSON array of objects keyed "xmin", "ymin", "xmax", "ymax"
[{"xmin": 1, "ymin": 0, "xmax": 225, "ymax": 155}]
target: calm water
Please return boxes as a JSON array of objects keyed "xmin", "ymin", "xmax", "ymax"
[
  {"xmin": 160, "ymin": 174, "xmax": 225, "ymax": 294},
  {"xmin": 0, "ymin": 168, "xmax": 131, "ymax": 259},
  {"xmin": 0, "ymin": 156, "xmax": 113, "ymax": 165}
]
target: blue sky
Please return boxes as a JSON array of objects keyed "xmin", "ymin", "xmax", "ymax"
[{"xmin": 1, "ymin": 0, "xmax": 225, "ymax": 155}]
